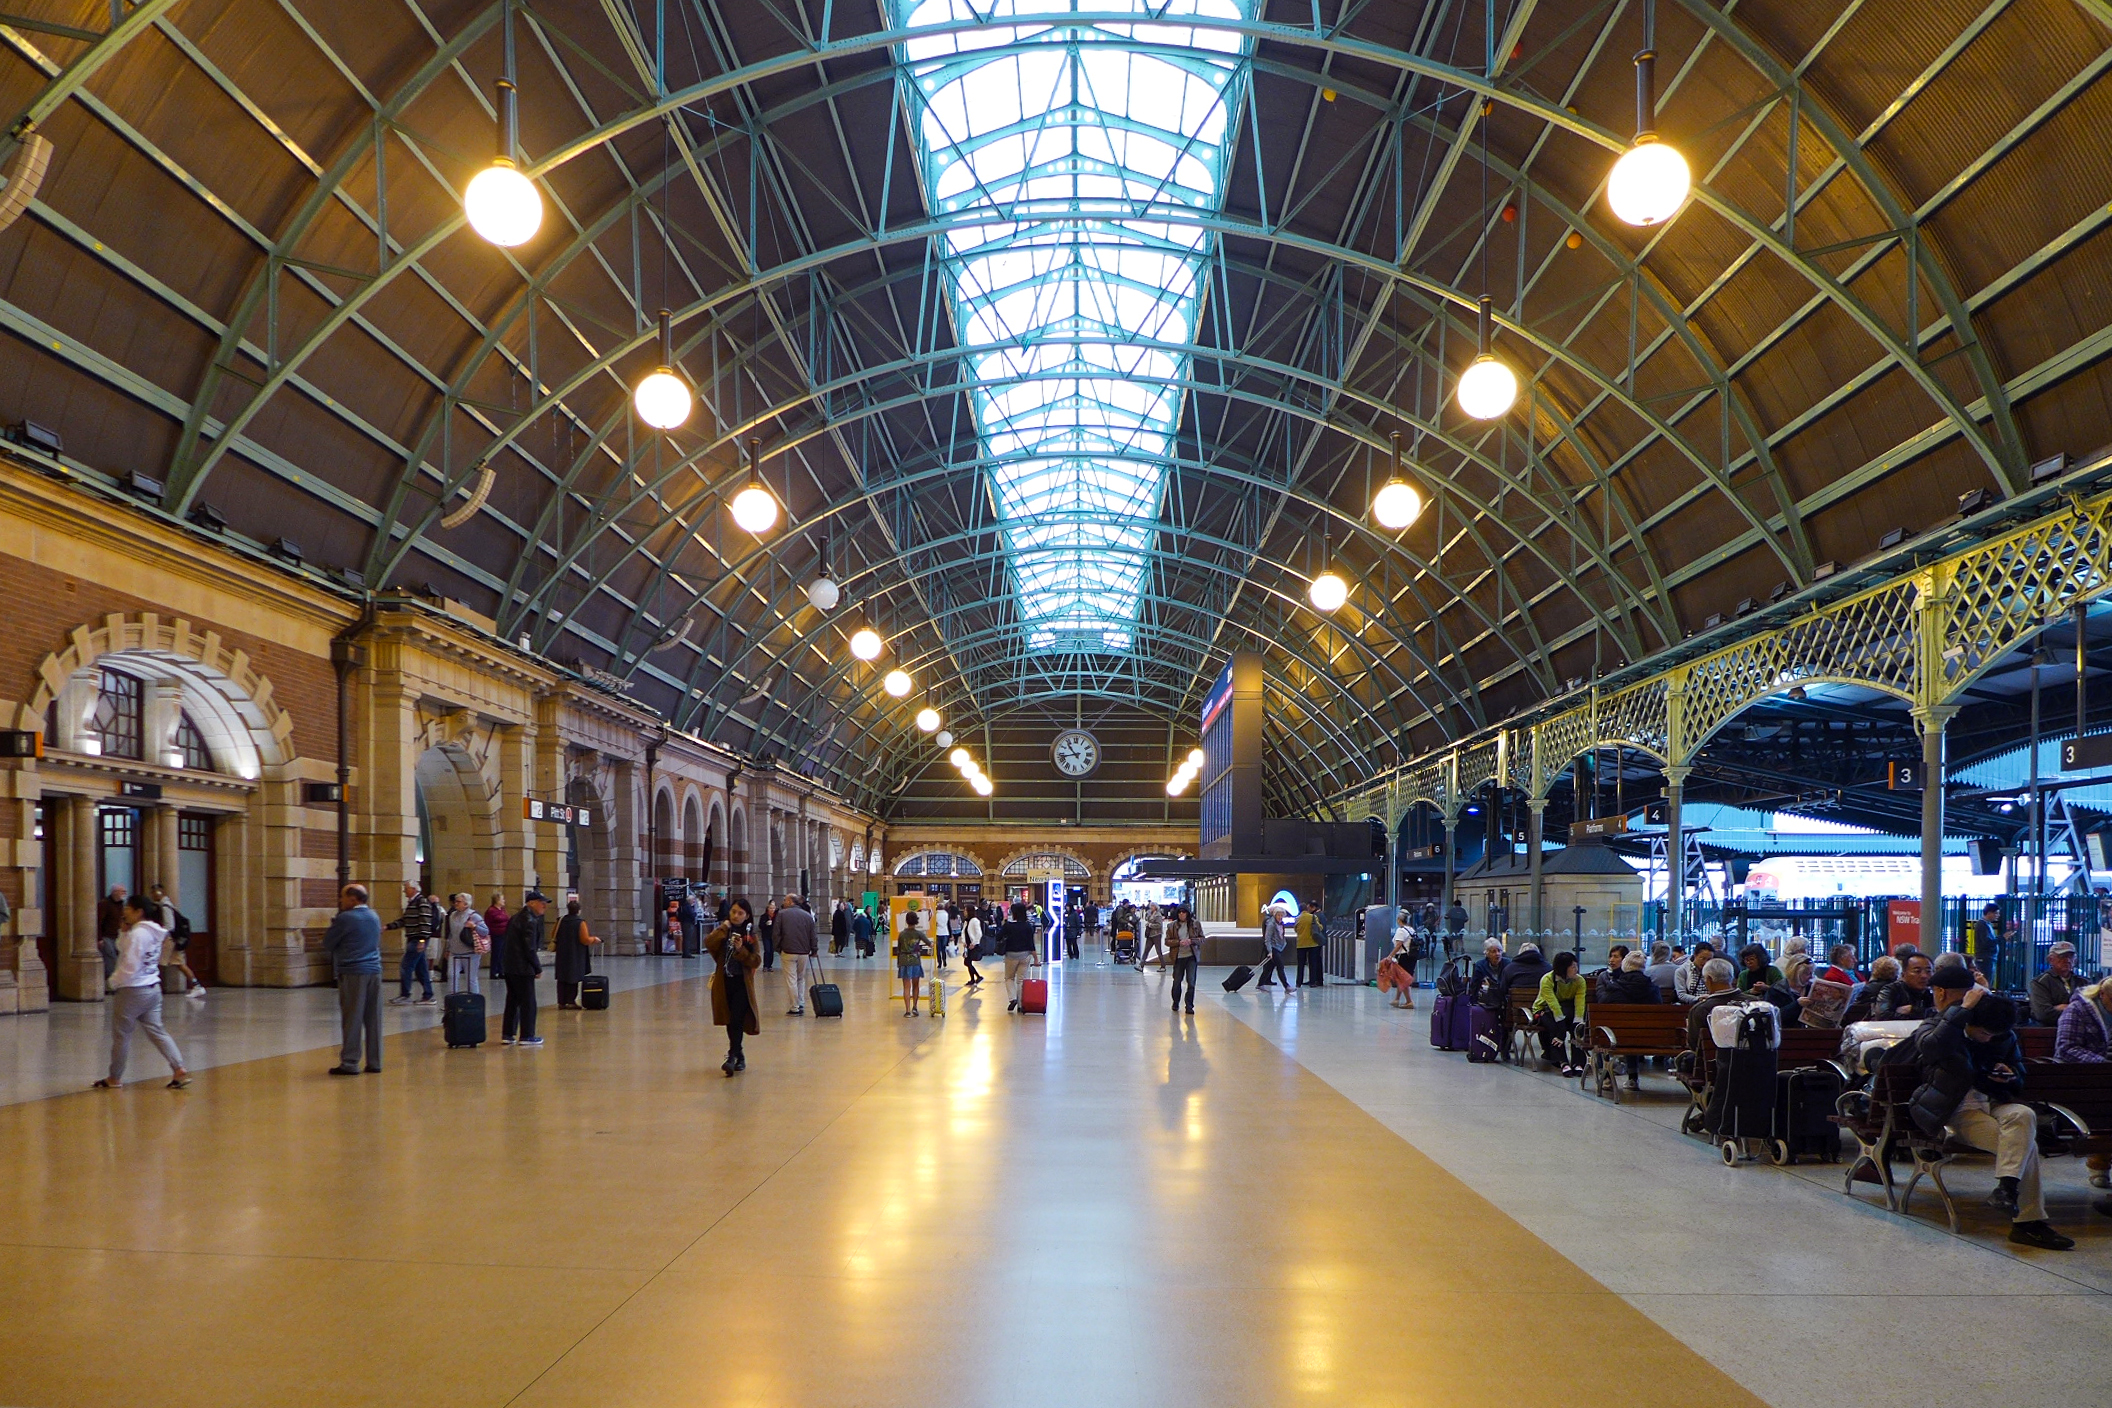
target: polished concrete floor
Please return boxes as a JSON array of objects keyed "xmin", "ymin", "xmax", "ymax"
[{"xmin": 0, "ymin": 952, "xmax": 2104, "ymax": 1407}]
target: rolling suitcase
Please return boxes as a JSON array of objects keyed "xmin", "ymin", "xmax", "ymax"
[
  {"xmin": 1771, "ymin": 1064, "xmax": 1844, "ymax": 1164},
  {"xmin": 1430, "ymin": 993, "xmax": 1474, "ymax": 1052},
  {"xmin": 1465, "ymin": 1004, "xmax": 1502, "ymax": 1063},
  {"xmin": 809, "ymin": 953, "xmax": 843, "ymax": 1017},
  {"xmin": 1222, "ymin": 964, "xmax": 1255, "ymax": 992},
  {"xmin": 443, "ymin": 990, "xmax": 485, "ymax": 1048},
  {"xmin": 1020, "ymin": 977, "xmax": 1049, "ymax": 1013},
  {"xmin": 580, "ymin": 975, "xmax": 609, "ymax": 1011}
]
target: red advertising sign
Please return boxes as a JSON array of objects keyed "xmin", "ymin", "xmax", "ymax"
[{"xmin": 1887, "ymin": 899, "xmax": 1921, "ymax": 954}]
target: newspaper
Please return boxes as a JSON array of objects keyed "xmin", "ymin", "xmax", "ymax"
[{"xmin": 1802, "ymin": 976, "xmax": 1852, "ymax": 1028}]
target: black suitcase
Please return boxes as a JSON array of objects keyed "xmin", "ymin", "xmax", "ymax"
[
  {"xmin": 1222, "ymin": 964, "xmax": 1254, "ymax": 992},
  {"xmin": 580, "ymin": 975, "xmax": 609, "ymax": 1011},
  {"xmin": 1772, "ymin": 1065, "xmax": 1844, "ymax": 1163},
  {"xmin": 810, "ymin": 982, "xmax": 843, "ymax": 1017},
  {"xmin": 443, "ymin": 991, "xmax": 485, "ymax": 1048}
]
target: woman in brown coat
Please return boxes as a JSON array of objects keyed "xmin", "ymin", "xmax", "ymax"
[{"xmin": 705, "ymin": 897, "xmax": 762, "ymax": 1076}]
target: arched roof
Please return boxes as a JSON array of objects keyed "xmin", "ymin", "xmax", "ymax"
[{"xmin": 2, "ymin": 0, "xmax": 2108, "ymax": 816}]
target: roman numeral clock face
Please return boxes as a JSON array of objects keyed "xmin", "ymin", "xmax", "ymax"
[{"xmin": 1051, "ymin": 730, "xmax": 1099, "ymax": 777}]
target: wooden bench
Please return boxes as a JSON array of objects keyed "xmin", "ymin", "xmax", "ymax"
[
  {"xmin": 1678, "ymin": 1022, "xmax": 1849, "ymax": 1133},
  {"xmin": 1505, "ymin": 988, "xmax": 1542, "ymax": 1064},
  {"xmin": 2022, "ymin": 1059, "xmax": 2112, "ymax": 1166},
  {"xmin": 2017, "ymin": 1026, "xmax": 2056, "ymax": 1061},
  {"xmin": 1584, "ymin": 1004, "xmax": 1688, "ymax": 1101}
]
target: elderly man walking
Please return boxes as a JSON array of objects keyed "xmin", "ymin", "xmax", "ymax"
[
  {"xmin": 775, "ymin": 894, "xmax": 820, "ymax": 1015},
  {"xmin": 325, "ymin": 885, "xmax": 384, "ymax": 1075}
]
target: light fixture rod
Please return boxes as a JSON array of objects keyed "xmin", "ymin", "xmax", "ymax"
[
  {"xmin": 501, "ymin": 0, "xmax": 518, "ymax": 159},
  {"xmin": 493, "ymin": 79, "xmax": 515, "ymax": 162},
  {"xmin": 1477, "ymin": 293, "xmax": 1493, "ymax": 357},
  {"xmin": 1634, "ymin": 0, "xmax": 1657, "ymax": 139},
  {"xmin": 657, "ymin": 307, "xmax": 672, "ymax": 365}
]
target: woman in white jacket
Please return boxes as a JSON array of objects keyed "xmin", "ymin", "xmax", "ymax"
[{"xmin": 94, "ymin": 895, "xmax": 190, "ymax": 1089}]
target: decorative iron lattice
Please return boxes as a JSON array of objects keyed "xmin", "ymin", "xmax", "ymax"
[
  {"xmin": 1595, "ymin": 679, "xmax": 1671, "ymax": 763},
  {"xmin": 1533, "ymin": 705, "xmax": 1597, "ymax": 794},
  {"xmin": 1396, "ymin": 756, "xmax": 1451, "ymax": 819},
  {"xmin": 1502, "ymin": 727, "xmax": 1533, "ymax": 792},
  {"xmin": 1940, "ymin": 497, "xmax": 2112, "ymax": 698},
  {"xmin": 1680, "ymin": 579, "xmax": 1921, "ymax": 753},
  {"xmin": 1456, "ymin": 740, "xmax": 1499, "ymax": 798}
]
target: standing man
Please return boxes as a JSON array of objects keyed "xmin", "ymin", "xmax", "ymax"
[
  {"xmin": 775, "ymin": 892, "xmax": 819, "ymax": 1015},
  {"xmin": 500, "ymin": 891, "xmax": 549, "ymax": 1048},
  {"xmin": 852, "ymin": 904, "xmax": 876, "ymax": 959},
  {"xmin": 325, "ymin": 885, "xmax": 383, "ymax": 1076},
  {"xmin": 1443, "ymin": 897, "xmax": 1468, "ymax": 958},
  {"xmin": 385, "ymin": 880, "xmax": 441, "ymax": 1006},
  {"xmin": 96, "ymin": 884, "xmax": 128, "ymax": 980},
  {"xmin": 1295, "ymin": 899, "xmax": 1324, "ymax": 987}
]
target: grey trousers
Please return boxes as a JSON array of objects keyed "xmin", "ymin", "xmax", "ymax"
[
  {"xmin": 448, "ymin": 953, "xmax": 480, "ymax": 996},
  {"xmin": 337, "ymin": 972, "xmax": 384, "ymax": 1070},
  {"xmin": 109, "ymin": 985, "xmax": 184, "ymax": 1082}
]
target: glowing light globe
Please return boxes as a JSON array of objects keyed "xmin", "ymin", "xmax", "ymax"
[
  {"xmin": 464, "ymin": 159, "xmax": 541, "ymax": 246},
  {"xmin": 1372, "ymin": 477, "xmax": 1425, "ymax": 530},
  {"xmin": 1457, "ymin": 355, "xmax": 1518, "ymax": 419},
  {"xmin": 883, "ymin": 668, "xmax": 912, "ymax": 697},
  {"xmin": 806, "ymin": 577, "xmax": 840, "ymax": 612},
  {"xmin": 849, "ymin": 627, "xmax": 882, "ymax": 661},
  {"xmin": 1186, "ymin": 747, "xmax": 1205, "ymax": 768},
  {"xmin": 1607, "ymin": 136, "xmax": 1690, "ymax": 227},
  {"xmin": 1166, "ymin": 777, "xmax": 1184, "ymax": 796},
  {"xmin": 633, "ymin": 368, "xmax": 692, "ymax": 430},
  {"xmin": 1308, "ymin": 570, "xmax": 1349, "ymax": 613},
  {"xmin": 948, "ymin": 747, "xmax": 971, "ymax": 768},
  {"xmin": 915, "ymin": 707, "xmax": 941, "ymax": 732},
  {"xmin": 972, "ymin": 775, "xmax": 993, "ymax": 796},
  {"xmin": 935, "ymin": 730, "xmax": 953, "ymax": 749},
  {"xmin": 730, "ymin": 484, "xmax": 779, "ymax": 535}
]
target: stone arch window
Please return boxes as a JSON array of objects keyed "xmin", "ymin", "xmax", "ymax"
[
  {"xmin": 893, "ymin": 851, "xmax": 983, "ymax": 878},
  {"xmin": 89, "ymin": 668, "xmax": 145, "ymax": 760},
  {"xmin": 1000, "ymin": 852, "xmax": 1089, "ymax": 880},
  {"xmin": 172, "ymin": 712, "xmax": 214, "ymax": 771}
]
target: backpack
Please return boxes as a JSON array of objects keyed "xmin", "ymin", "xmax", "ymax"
[
  {"xmin": 170, "ymin": 909, "xmax": 192, "ymax": 949},
  {"xmin": 1708, "ymin": 1000, "xmax": 1781, "ymax": 1051},
  {"xmin": 1435, "ymin": 956, "xmax": 1468, "ymax": 998}
]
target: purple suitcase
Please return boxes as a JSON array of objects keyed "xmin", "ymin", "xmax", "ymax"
[
  {"xmin": 1466, "ymin": 1004, "xmax": 1502, "ymax": 1063},
  {"xmin": 1429, "ymin": 995, "xmax": 1456, "ymax": 1049}
]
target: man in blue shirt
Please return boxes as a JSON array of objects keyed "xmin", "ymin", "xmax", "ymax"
[{"xmin": 324, "ymin": 884, "xmax": 384, "ymax": 1075}]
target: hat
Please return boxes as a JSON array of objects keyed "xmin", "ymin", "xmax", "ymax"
[
  {"xmin": 523, "ymin": 890, "xmax": 551, "ymax": 904},
  {"xmin": 1930, "ymin": 964, "xmax": 1974, "ymax": 990},
  {"xmin": 1971, "ymin": 994, "xmax": 2017, "ymax": 1032},
  {"xmin": 2050, "ymin": 941, "xmax": 2077, "ymax": 957}
]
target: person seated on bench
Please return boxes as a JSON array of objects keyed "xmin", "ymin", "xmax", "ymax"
[
  {"xmin": 1780, "ymin": 935, "xmax": 1814, "ymax": 995},
  {"xmin": 1877, "ymin": 952, "xmax": 1936, "ymax": 1021},
  {"xmin": 1532, "ymin": 951, "xmax": 1589, "ymax": 1075},
  {"xmin": 1595, "ymin": 945, "xmax": 1630, "ymax": 1002},
  {"xmin": 1598, "ymin": 950, "xmax": 1662, "ymax": 1090},
  {"xmin": 2031, "ymin": 941, "xmax": 2083, "ymax": 1026},
  {"xmin": 1673, "ymin": 942, "xmax": 1717, "ymax": 1003},
  {"xmin": 1843, "ymin": 954, "xmax": 1900, "ymax": 1025},
  {"xmin": 1818, "ymin": 943, "xmax": 1858, "ymax": 988},
  {"xmin": 1682, "ymin": 959, "xmax": 1740, "ymax": 1053},
  {"xmin": 1734, "ymin": 943, "xmax": 1784, "ymax": 990},
  {"xmin": 1469, "ymin": 938, "xmax": 1508, "ymax": 1008},
  {"xmin": 1911, "ymin": 981, "xmax": 2073, "ymax": 1250},
  {"xmin": 1643, "ymin": 942, "xmax": 1679, "ymax": 999},
  {"xmin": 2053, "ymin": 978, "xmax": 2112, "ymax": 1201},
  {"xmin": 1497, "ymin": 942, "xmax": 1549, "ymax": 1006}
]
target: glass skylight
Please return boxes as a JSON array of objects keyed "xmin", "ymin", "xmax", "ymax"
[{"xmin": 892, "ymin": 0, "xmax": 1254, "ymax": 652}]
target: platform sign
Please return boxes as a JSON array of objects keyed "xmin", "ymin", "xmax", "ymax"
[
  {"xmin": 1572, "ymin": 815, "xmax": 1627, "ymax": 839},
  {"xmin": 2062, "ymin": 735, "xmax": 2112, "ymax": 771},
  {"xmin": 523, "ymin": 799, "xmax": 592, "ymax": 825},
  {"xmin": 1887, "ymin": 899, "xmax": 1921, "ymax": 954}
]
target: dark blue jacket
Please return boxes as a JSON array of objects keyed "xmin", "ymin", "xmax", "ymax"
[{"xmin": 324, "ymin": 905, "xmax": 383, "ymax": 975}]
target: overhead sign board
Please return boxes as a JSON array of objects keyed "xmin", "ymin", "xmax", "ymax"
[
  {"xmin": 523, "ymin": 799, "xmax": 592, "ymax": 826},
  {"xmin": 1572, "ymin": 815, "xmax": 1628, "ymax": 839},
  {"xmin": 2062, "ymin": 735, "xmax": 2112, "ymax": 771}
]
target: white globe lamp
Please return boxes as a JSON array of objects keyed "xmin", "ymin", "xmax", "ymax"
[
  {"xmin": 1372, "ymin": 477, "xmax": 1425, "ymax": 530},
  {"xmin": 1608, "ymin": 135, "xmax": 1689, "ymax": 227},
  {"xmin": 1457, "ymin": 355, "xmax": 1518, "ymax": 420},
  {"xmin": 1308, "ymin": 570, "xmax": 1348, "ymax": 613},
  {"xmin": 850, "ymin": 627, "xmax": 882, "ymax": 661},
  {"xmin": 730, "ymin": 483, "xmax": 778, "ymax": 536},
  {"xmin": 915, "ymin": 707, "xmax": 941, "ymax": 732},
  {"xmin": 464, "ymin": 159, "xmax": 541, "ymax": 247},
  {"xmin": 633, "ymin": 368, "xmax": 691, "ymax": 430},
  {"xmin": 883, "ymin": 669, "xmax": 912, "ymax": 698},
  {"xmin": 1186, "ymin": 747, "xmax": 1205, "ymax": 768},
  {"xmin": 806, "ymin": 576, "xmax": 841, "ymax": 612},
  {"xmin": 972, "ymin": 775, "xmax": 993, "ymax": 797},
  {"xmin": 948, "ymin": 747, "xmax": 971, "ymax": 768},
  {"xmin": 935, "ymin": 730, "xmax": 953, "ymax": 749}
]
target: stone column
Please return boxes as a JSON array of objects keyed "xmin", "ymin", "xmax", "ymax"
[
  {"xmin": 1526, "ymin": 799, "xmax": 1546, "ymax": 940},
  {"xmin": 151, "ymin": 804, "xmax": 181, "ymax": 905},
  {"xmin": 1917, "ymin": 710, "xmax": 1952, "ymax": 951},
  {"xmin": 607, "ymin": 758, "xmax": 643, "ymax": 954},
  {"xmin": 56, "ymin": 796, "xmax": 102, "ymax": 1002}
]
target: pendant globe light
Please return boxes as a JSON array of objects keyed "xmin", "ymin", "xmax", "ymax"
[
  {"xmin": 915, "ymin": 707, "xmax": 941, "ymax": 733},
  {"xmin": 948, "ymin": 747, "xmax": 971, "ymax": 768},
  {"xmin": 806, "ymin": 534, "xmax": 840, "ymax": 611},
  {"xmin": 730, "ymin": 437, "xmax": 779, "ymax": 536},
  {"xmin": 1607, "ymin": 0, "xmax": 1690, "ymax": 226},
  {"xmin": 849, "ymin": 625, "xmax": 883, "ymax": 661},
  {"xmin": 463, "ymin": 5, "xmax": 541, "ymax": 247},
  {"xmin": 934, "ymin": 730, "xmax": 953, "ymax": 749},
  {"xmin": 883, "ymin": 668, "xmax": 913, "ymax": 698},
  {"xmin": 1308, "ymin": 529, "xmax": 1348, "ymax": 613},
  {"xmin": 633, "ymin": 309, "xmax": 692, "ymax": 430},
  {"xmin": 1371, "ymin": 430, "xmax": 1426, "ymax": 530},
  {"xmin": 1456, "ymin": 295, "xmax": 1518, "ymax": 420}
]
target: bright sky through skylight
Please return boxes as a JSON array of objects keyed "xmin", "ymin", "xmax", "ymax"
[{"xmin": 892, "ymin": 0, "xmax": 1253, "ymax": 652}]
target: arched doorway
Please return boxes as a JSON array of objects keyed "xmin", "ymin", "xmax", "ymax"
[
  {"xmin": 682, "ymin": 792, "xmax": 702, "ymax": 881},
  {"xmin": 413, "ymin": 744, "xmax": 494, "ymax": 904},
  {"xmin": 728, "ymin": 806, "xmax": 748, "ymax": 898},
  {"xmin": 652, "ymin": 787, "xmax": 675, "ymax": 877}
]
